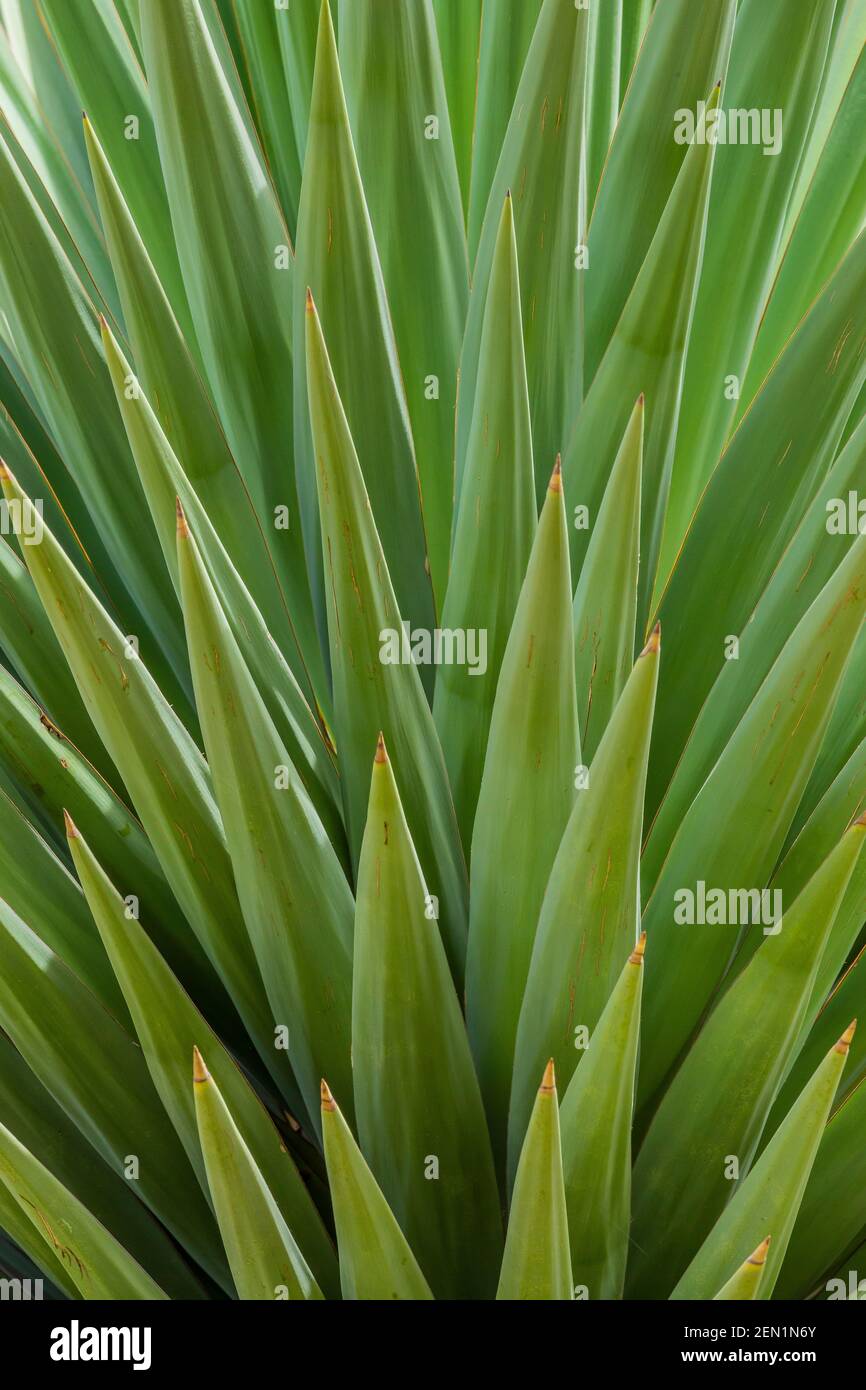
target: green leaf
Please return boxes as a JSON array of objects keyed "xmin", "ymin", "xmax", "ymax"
[
  {"xmin": 229, "ymin": 0, "xmax": 304, "ymax": 234},
  {"xmin": 565, "ymin": 83, "xmax": 721, "ymax": 623},
  {"xmin": 651, "ymin": 226, "xmax": 866, "ymax": 813},
  {"xmin": 739, "ymin": 41, "xmax": 866, "ymax": 421},
  {"xmin": 585, "ymin": 0, "xmax": 735, "ymax": 379},
  {"xmin": 67, "ymin": 818, "xmax": 340, "ymax": 1299},
  {"xmin": 305, "ymin": 293, "xmax": 469, "ymax": 978},
  {"xmin": 0, "ymin": 661, "xmax": 222, "ymax": 1013},
  {"xmin": 321, "ymin": 1080, "xmax": 433, "ymax": 1301},
  {"xmin": 774, "ymin": 1071, "xmax": 866, "ymax": 1299},
  {"xmin": 140, "ymin": 0, "xmax": 324, "ymax": 698},
  {"xmin": 559, "ymin": 938, "xmax": 645, "ymax": 1301},
  {"xmin": 660, "ymin": 0, "xmax": 837, "ymax": 582},
  {"xmin": 466, "ymin": 460, "xmax": 577, "ymax": 1176},
  {"xmin": 508, "ymin": 629, "xmax": 659, "ymax": 1177},
  {"xmin": 668, "ymin": 1025, "xmax": 853, "ymax": 1300},
  {"xmin": 433, "ymin": 193, "xmax": 537, "ymax": 850},
  {"xmin": 0, "ymin": 533, "xmax": 116, "ymax": 787},
  {"xmin": 293, "ymin": 0, "xmax": 435, "ymax": 654},
  {"xmin": 339, "ymin": 0, "xmax": 468, "ymax": 611},
  {"xmin": 0, "ymin": 895, "xmax": 227, "ymax": 1289},
  {"xmin": 177, "ymin": 505, "xmax": 354, "ymax": 1136},
  {"xmin": 83, "ymin": 115, "xmax": 323, "ymax": 714},
  {"xmin": 468, "ymin": 0, "xmax": 541, "ymax": 259},
  {"xmin": 0, "ymin": 786, "xmax": 126, "ymax": 1019},
  {"xmin": 39, "ymin": 0, "xmax": 191, "ymax": 336},
  {"xmin": 193, "ymin": 1048, "xmax": 323, "ymax": 1300},
  {"xmin": 496, "ymin": 1061, "xmax": 571, "ymax": 1301},
  {"xmin": 639, "ymin": 526, "xmax": 866, "ymax": 1112},
  {"xmin": 713, "ymin": 1238, "xmax": 770, "ymax": 1301},
  {"xmin": 585, "ymin": 0, "xmax": 621, "ymax": 204},
  {"xmin": 0, "ymin": 127, "xmax": 193, "ymax": 713},
  {"xmin": 644, "ymin": 415, "xmax": 866, "ymax": 895},
  {"xmin": 0, "ymin": 1121, "xmax": 167, "ymax": 1301},
  {"xmin": 630, "ymin": 821, "xmax": 865, "ymax": 1298},
  {"xmin": 573, "ymin": 394, "xmax": 642, "ymax": 759},
  {"xmin": 0, "ymin": 464, "xmax": 294, "ymax": 1100},
  {"xmin": 99, "ymin": 317, "xmax": 345, "ymax": 860},
  {"xmin": 0, "ymin": 1034, "xmax": 206, "ymax": 1299},
  {"xmin": 351, "ymin": 737, "xmax": 502, "ymax": 1299},
  {"xmin": 457, "ymin": 0, "xmax": 589, "ymax": 503},
  {"xmin": 431, "ymin": 0, "xmax": 480, "ymax": 220}
]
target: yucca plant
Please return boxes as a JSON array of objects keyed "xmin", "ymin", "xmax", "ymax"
[{"xmin": 0, "ymin": 0, "xmax": 865, "ymax": 1304}]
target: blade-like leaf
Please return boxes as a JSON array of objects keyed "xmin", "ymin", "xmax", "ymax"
[
  {"xmin": 351, "ymin": 737, "xmax": 502, "ymax": 1299},
  {"xmin": 630, "ymin": 821, "xmax": 865, "ymax": 1298},
  {"xmin": 508, "ymin": 630, "xmax": 659, "ymax": 1176},
  {"xmin": 496, "ymin": 1061, "xmax": 571, "ymax": 1302},
  {"xmin": 293, "ymin": 1, "xmax": 435, "ymax": 651},
  {"xmin": 68, "ymin": 818, "xmax": 340, "ymax": 1299},
  {"xmin": 0, "ymin": 1121, "xmax": 167, "ymax": 1301},
  {"xmin": 305, "ymin": 293, "xmax": 468, "ymax": 978},
  {"xmin": 572, "ymin": 395, "xmax": 642, "ymax": 758},
  {"xmin": 668, "ymin": 1025, "xmax": 854, "ymax": 1300},
  {"xmin": 321, "ymin": 1080, "xmax": 433, "ymax": 1302},
  {"xmin": 177, "ymin": 505, "xmax": 354, "ymax": 1135},
  {"xmin": 433, "ymin": 192, "xmax": 537, "ymax": 849},
  {"xmin": 466, "ymin": 459, "xmax": 577, "ymax": 1174},
  {"xmin": 340, "ymin": 0, "xmax": 468, "ymax": 610},
  {"xmin": 457, "ymin": 0, "xmax": 589, "ymax": 503},
  {"xmin": 639, "ymin": 528, "xmax": 866, "ymax": 1111},
  {"xmin": 192, "ymin": 1049, "xmax": 322, "ymax": 1301},
  {"xmin": 140, "ymin": 0, "xmax": 324, "ymax": 695},
  {"xmin": 559, "ymin": 938, "xmax": 645, "ymax": 1301}
]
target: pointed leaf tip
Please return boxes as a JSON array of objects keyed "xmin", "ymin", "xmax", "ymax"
[
  {"xmin": 305, "ymin": 286, "xmax": 315, "ymax": 314},
  {"xmin": 548, "ymin": 455, "xmax": 563, "ymax": 494},
  {"xmin": 748, "ymin": 1236, "xmax": 771, "ymax": 1267},
  {"xmin": 175, "ymin": 497, "xmax": 189, "ymax": 538},
  {"xmin": 641, "ymin": 622, "xmax": 661, "ymax": 656},
  {"xmin": 192, "ymin": 1046, "xmax": 209, "ymax": 1084},
  {"xmin": 629, "ymin": 931, "xmax": 647, "ymax": 965},
  {"xmin": 62, "ymin": 809, "xmax": 79, "ymax": 839},
  {"xmin": 0, "ymin": 460, "xmax": 12, "ymax": 482},
  {"xmin": 837, "ymin": 1020, "xmax": 857, "ymax": 1053},
  {"xmin": 540, "ymin": 1058, "xmax": 556, "ymax": 1093},
  {"xmin": 374, "ymin": 731, "xmax": 388, "ymax": 765},
  {"xmin": 320, "ymin": 1079, "xmax": 336, "ymax": 1111}
]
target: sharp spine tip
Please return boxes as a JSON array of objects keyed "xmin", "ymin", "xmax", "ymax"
[
  {"xmin": 540, "ymin": 1058, "xmax": 556, "ymax": 1093},
  {"xmin": 374, "ymin": 731, "xmax": 387, "ymax": 764},
  {"xmin": 836, "ymin": 1020, "xmax": 857, "ymax": 1053},
  {"xmin": 748, "ymin": 1236, "xmax": 771, "ymax": 1266},
  {"xmin": 321, "ymin": 1078, "xmax": 336, "ymax": 1111},
  {"xmin": 305, "ymin": 286, "xmax": 315, "ymax": 313},
  {"xmin": 641, "ymin": 621, "xmax": 661, "ymax": 656},
  {"xmin": 192, "ymin": 1046, "xmax": 209, "ymax": 1084},
  {"xmin": 63, "ymin": 809, "xmax": 79, "ymax": 839},
  {"xmin": 548, "ymin": 454, "xmax": 563, "ymax": 493},
  {"xmin": 176, "ymin": 496, "xmax": 189, "ymax": 538},
  {"xmin": 629, "ymin": 931, "xmax": 647, "ymax": 964}
]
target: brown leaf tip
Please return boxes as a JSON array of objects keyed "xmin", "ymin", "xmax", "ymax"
[
  {"xmin": 176, "ymin": 496, "xmax": 189, "ymax": 539},
  {"xmin": 192, "ymin": 1045, "xmax": 210, "ymax": 1084},
  {"xmin": 641, "ymin": 621, "xmax": 661, "ymax": 656},
  {"xmin": 374, "ymin": 731, "xmax": 388, "ymax": 765},
  {"xmin": 853, "ymin": 806, "xmax": 866, "ymax": 828},
  {"xmin": 63, "ymin": 809, "xmax": 79, "ymax": 840},
  {"xmin": 629, "ymin": 931, "xmax": 647, "ymax": 965},
  {"xmin": 0, "ymin": 459, "xmax": 11, "ymax": 482},
  {"xmin": 321, "ymin": 1078, "xmax": 337, "ymax": 1111},
  {"xmin": 305, "ymin": 286, "xmax": 315, "ymax": 314},
  {"xmin": 836, "ymin": 1020, "xmax": 857, "ymax": 1054},
  {"xmin": 540, "ymin": 1058, "xmax": 556, "ymax": 1093},
  {"xmin": 748, "ymin": 1236, "xmax": 771, "ymax": 1266},
  {"xmin": 548, "ymin": 454, "xmax": 563, "ymax": 494}
]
